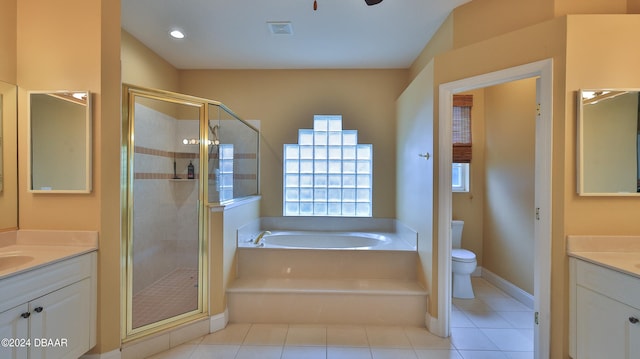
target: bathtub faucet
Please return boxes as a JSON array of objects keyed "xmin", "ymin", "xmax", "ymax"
[{"xmin": 253, "ymin": 230, "xmax": 271, "ymax": 245}]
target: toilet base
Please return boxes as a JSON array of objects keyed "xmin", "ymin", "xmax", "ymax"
[{"xmin": 452, "ymin": 272, "xmax": 475, "ymax": 299}]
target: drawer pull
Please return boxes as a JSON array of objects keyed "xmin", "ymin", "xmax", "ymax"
[
  {"xmin": 629, "ymin": 317, "xmax": 639, "ymax": 324},
  {"xmin": 34, "ymin": 306, "xmax": 43, "ymax": 313},
  {"xmin": 20, "ymin": 312, "xmax": 30, "ymax": 319}
]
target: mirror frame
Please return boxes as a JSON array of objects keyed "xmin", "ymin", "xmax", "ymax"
[
  {"xmin": 577, "ymin": 88, "xmax": 640, "ymax": 196},
  {"xmin": 28, "ymin": 90, "xmax": 92, "ymax": 194}
]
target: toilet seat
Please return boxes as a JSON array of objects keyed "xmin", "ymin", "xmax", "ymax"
[{"xmin": 452, "ymin": 248, "xmax": 476, "ymax": 263}]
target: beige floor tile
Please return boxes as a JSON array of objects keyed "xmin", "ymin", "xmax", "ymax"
[
  {"xmin": 480, "ymin": 328, "xmax": 533, "ymax": 352},
  {"xmin": 243, "ymin": 323, "xmax": 288, "ymax": 346},
  {"xmin": 189, "ymin": 344, "xmax": 240, "ymax": 359},
  {"xmin": 370, "ymin": 347, "xmax": 418, "ymax": 359},
  {"xmin": 365, "ymin": 326, "xmax": 412, "ymax": 348},
  {"xmin": 482, "ymin": 297, "xmax": 531, "ymax": 312},
  {"xmin": 404, "ymin": 326, "xmax": 454, "ymax": 349},
  {"xmin": 496, "ymin": 311, "xmax": 535, "ymax": 329},
  {"xmin": 285, "ymin": 324, "xmax": 327, "ymax": 346},
  {"xmin": 450, "ymin": 310, "xmax": 475, "ymax": 328},
  {"xmin": 234, "ymin": 345, "xmax": 283, "ymax": 359},
  {"xmin": 145, "ymin": 343, "xmax": 196, "ymax": 359},
  {"xmin": 282, "ymin": 346, "xmax": 327, "ymax": 359},
  {"xmin": 504, "ymin": 351, "xmax": 534, "ymax": 359},
  {"xmin": 327, "ymin": 325, "xmax": 369, "ymax": 347},
  {"xmin": 450, "ymin": 327, "xmax": 499, "ymax": 351},
  {"xmin": 327, "ymin": 346, "xmax": 373, "ymax": 359},
  {"xmin": 200, "ymin": 323, "xmax": 251, "ymax": 345},
  {"xmin": 457, "ymin": 350, "xmax": 509, "ymax": 359},
  {"xmin": 463, "ymin": 310, "xmax": 513, "ymax": 329},
  {"xmin": 414, "ymin": 349, "xmax": 463, "ymax": 359}
]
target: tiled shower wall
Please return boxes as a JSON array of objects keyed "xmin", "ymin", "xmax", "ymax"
[{"xmin": 132, "ymin": 103, "xmax": 200, "ymax": 295}]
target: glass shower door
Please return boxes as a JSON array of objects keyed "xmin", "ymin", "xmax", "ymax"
[{"xmin": 124, "ymin": 90, "xmax": 207, "ymax": 339}]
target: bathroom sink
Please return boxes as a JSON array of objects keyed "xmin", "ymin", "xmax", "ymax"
[{"xmin": 0, "ymin": 255, "xmax": 35, "ymax": 270}]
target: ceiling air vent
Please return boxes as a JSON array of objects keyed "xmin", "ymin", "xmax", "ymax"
[{"xmin": 267, "ymin": 21, "xmax": 293, "ymax": 35}]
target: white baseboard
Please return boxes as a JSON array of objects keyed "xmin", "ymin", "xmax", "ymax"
[
  {"xmin": 424, "ymin": 313, "xmax": 432, "ymax": 331},
  {"xmin": 481, "ymin": 267, "xmax": 534, "ymax": 309},
  {"xmin": 425, "ymin": 312, "xmax": 449, "ymax": 338},
  {"xmin": 210, "ymin": 307, "xmax": 229, "ymax": 333}
]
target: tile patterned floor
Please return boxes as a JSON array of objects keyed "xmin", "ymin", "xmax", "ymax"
[
  {"xmin": 132, "ymin": 268, "xmax": 199, "ymax": 328},
  {"xmin": 147, "ymin": 278, "xmax": 534, "ymax": 359}
]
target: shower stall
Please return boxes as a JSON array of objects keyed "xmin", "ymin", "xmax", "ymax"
[{"xmin": 121, "ymin": 85, "xmax": 259, "ymax": 341}]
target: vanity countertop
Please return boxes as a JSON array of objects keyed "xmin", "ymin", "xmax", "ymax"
[
  {"xmin": 567, "ymin": 235, "xmax": 640, "ymax": 279},
  {"xmin": 0, "ymin": 229, "xmax": 98, "ymax": 280}
]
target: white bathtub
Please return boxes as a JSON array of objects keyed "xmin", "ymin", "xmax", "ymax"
[
  {"xmin": 238, "ymin": 218, "xmax": 417, "ymax": 251},
  {"xmin": 257, "ymin": 231, "xmax": 391, "ymax": 249}
]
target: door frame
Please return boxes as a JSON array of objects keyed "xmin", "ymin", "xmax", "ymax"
[{"xmin": 435, "ymin": 59, "xmax": 552, "ymax": 358}]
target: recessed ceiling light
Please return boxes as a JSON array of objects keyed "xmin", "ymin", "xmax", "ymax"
[
  {"xmin": 267, "ymin": 22, "xmax": 293, "ymax": 35},
  {"xmin": 169, "ymin": 29, "xmax": 185, "ymax": 39}
]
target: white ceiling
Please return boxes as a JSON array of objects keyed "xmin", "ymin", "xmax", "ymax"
[{"xmin": 121, "ymin": 0, "xmax": 470, "ymax": 70}]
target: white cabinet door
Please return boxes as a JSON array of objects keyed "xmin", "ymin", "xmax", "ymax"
[
  {"xmin": 29, "ymin": 279, "xmax": 91, "ymax": 359},
  {"xmin": 0, "ymin": 304, "xmax": 29, "ymax": 359},
  {"xmin": 577, "ymin": 286, "xmax": 640, "ymax": 359}
]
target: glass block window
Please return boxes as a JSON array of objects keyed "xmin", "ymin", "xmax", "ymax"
[
  {"xmin": 215, "ymin": 144, "xmax": 234, "ymax": 202},
  {"xmin": 284, "ymin": 115, "xmax": 372, "ymax": 217}
]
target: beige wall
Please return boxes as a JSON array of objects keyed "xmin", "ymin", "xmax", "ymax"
[
  {"xmin": 0, "ymin": 0, "xmax": 17, "ymax": 231},
  {"xmin": 410, "ymin": 15, "xmax": 454, "ymax": 81},
  {"xmin": 453, "ymin": 0, "xmax": 554, "ymax": 49},
  {"xmin": 396, "ymin": 60, "xmax": 436, "ymax": 297},
  {"xmin": 179, "ymin": 69, "xmax": 409, "ymax": 218},
  {"xmin": 15, "ymin": 0, "xmax": 122, "ymax": 354},
  {"xmin": 0, "ymin": 82, "xmax": 17, "ymax": 230},
  {"xmin": 483, "ymin": 79, "xmax": 536, "ymax": 294},
  {"xmin": 122, "ymin": 30, "xmax": 179, "ymax": 92},
  {"xmin": 0, "ymin": 0, "xmax": 16, "ymax": 83}
]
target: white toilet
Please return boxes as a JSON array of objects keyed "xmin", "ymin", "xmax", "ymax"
[{"xmin": 451, "ymin": 220, "xmax": 477, "ymax": 299}]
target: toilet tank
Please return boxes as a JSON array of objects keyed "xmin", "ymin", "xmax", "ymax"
[{"xmin": 451, "ymin": 220, "xmax": 464, "ymax": 248}]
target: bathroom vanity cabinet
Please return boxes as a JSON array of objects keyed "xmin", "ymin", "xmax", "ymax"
[
  {"xmin": 0, "ymin": 252, "xmax": 96, "ymax": 359},
  {"xmin": 570, "ymin": 257, "xmax": 640, "ymax": 359}
]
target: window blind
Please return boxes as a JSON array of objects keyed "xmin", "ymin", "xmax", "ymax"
[{"xmin": 453, "ymin": 94, "xmax": 472, "ymax": 163}]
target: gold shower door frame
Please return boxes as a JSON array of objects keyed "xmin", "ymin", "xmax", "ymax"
[{"xmin": 121, "ymin": 85, "xmax": 211, "ymax": 342}]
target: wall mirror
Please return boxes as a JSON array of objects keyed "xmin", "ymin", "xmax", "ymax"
[
  {"xmin": 577, "ymin": 89, "xmax": 640, "ymax": 196},
  {"xmin": 29, "ymin": 91, "xmax": 92, "ymax": 193}
]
